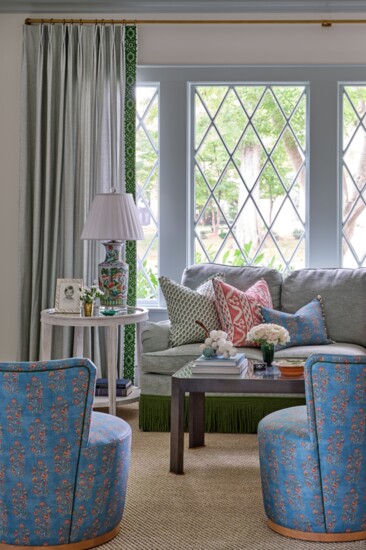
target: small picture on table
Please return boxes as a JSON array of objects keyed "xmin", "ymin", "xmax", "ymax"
[{"xmin": 54, "ymin": 278, "xmax": 83, "ymax": 313}]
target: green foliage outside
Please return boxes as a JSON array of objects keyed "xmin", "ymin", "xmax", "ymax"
[
  {"xmin": 195, "ymin": 241, "xmax": 288, "ymax": 273},
  {"xmin": 137, "ymin": 260, "xmax": 158, "ymax": 300},
  {"xmin": 341, "ymin": 86, "xmax": 366, "ymax": 266},
  {"xmin": 194, "ymin": 84, "xmax": 306, "ymax": 274},
  {"xmin": 136, "ymin": 87, "xmax": 159, "ymax": 301},
  {"xmin": 136, "ymin": 84, "xmax": 366, "ymax": 300}
]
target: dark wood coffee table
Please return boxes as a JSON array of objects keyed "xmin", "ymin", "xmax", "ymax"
[{"xmin": 170, "ymin": 361, "xmax": 305, "ymax": 474}]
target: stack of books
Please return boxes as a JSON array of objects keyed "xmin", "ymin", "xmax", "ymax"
[
  {"xmin": 191, "ymin": 353, "xmax": 248, "ymax": 376},
  {"xmin": 95, "ymin": 378, "xmax": 133, "ymax": 397}
]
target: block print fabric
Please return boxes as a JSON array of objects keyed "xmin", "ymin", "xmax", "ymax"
[
  {"xmin": 70, "ymin": 411, "xmax": 131, "ymax": 543},
  {"xmin": 212, "ymin": 278, "xmax": 273, "ymax": 346},
  {"xmin": 159, "ymin": 275, "xmax": 224, "ymax": 347},
  {"xmin": 258, "ymin": 354, "xmax": 366, "ymax": 536},
  {"xmin": 261, "ymin": 297, "xmax": 332, "ymax": 349},
  {"xmin": 0, "ymin": 358, "xmax": 131, "ymax": 546}
]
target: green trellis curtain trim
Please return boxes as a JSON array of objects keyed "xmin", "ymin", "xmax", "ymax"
[{"xmin": 123, "ymin": 26, "xmax": 137, "ymax": 381}]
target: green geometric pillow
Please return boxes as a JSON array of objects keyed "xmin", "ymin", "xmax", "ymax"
[{"xmin": 159, "ymin": 275, "xmax": 223, "ymax": 347}]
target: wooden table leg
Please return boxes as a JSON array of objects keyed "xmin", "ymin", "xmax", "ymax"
[
  {"xmin": 170, "ymin": 377, "xmax": 185, "ymax": 474},
  {"xmin": 107, "ymin": 325, "xmax": 118, "ymax": 416},
  {"xmin": 189, "ymin": 392, "xmax": 205, "ymax": 448}
]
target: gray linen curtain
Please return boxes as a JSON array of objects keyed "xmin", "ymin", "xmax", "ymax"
[{"xmin": 19, "ymin": 23, "xmax": 126, "ymax": 366}]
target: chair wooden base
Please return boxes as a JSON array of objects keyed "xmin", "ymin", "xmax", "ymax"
[
  {"xmin": 0, "ymin": 523, "xmax": 120, "ymax": 550},
  {"xmin": 268, "ymin": 519, "xmax": 366, "ymax": 542}
]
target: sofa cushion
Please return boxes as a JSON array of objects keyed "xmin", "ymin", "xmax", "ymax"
[
  {"xmin": 140, "ymin": 341, "xmax": 366, "ymax": 377},
  {"xmin": 182, "ymin": 264, "xmax": 283, "ymax": 309},
  {"xmin": 281, "ymin": 268, "xmax": 366, "ymax": 347},
  {"xmin": 274, "ymin": 342, "xmax": 366, "ymax": 359},
  {"xmin": 141, "ymin": 342, "xmax": 203, "ymax": 375},
  {"xmin": 261, "ymin": 297, "xmax": 333, "ymax": 349},
  {"xmin": 159, "ymin": 275, "xmax": 222, "ymax": 347},
  {"xmin": 140, "ymin": 343, "xmax": 366, "ymax": 399},
  {"xmin": 212, "ymin": 278, "xmax": 273, "ymax": 346},
  {"xmin": 141, "ymin": 320, "xmax": 171, "ymax": 353}
]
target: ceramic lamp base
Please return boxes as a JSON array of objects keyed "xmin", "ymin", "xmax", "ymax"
[{"xmin": 98, "ymin": 241, "xmax": 128, "ymax": 309}]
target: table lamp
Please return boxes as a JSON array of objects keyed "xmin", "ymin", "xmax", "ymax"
[{"xmin": 81, "ymin": 191, "xmax": 144, "ymax": 311}]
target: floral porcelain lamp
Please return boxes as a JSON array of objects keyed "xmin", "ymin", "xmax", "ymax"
[{"xmin": 81, "ymin": 191, "xmax": 144, "ymax": 311}]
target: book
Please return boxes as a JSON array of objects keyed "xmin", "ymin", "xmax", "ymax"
[
  {"xmin": 194, "ymin": 353, "xmax": 246, "ymax": 367},
  {"xmin": 95, "ymin": 385, "xmax": 134, "ymax": 397},
  {"xmin": 191, "ymin": 362, "xmax": 249, "ymax": 377},
  {"xmin": 192, "ymin": 357, "xmax": 248, "ymax": 375},
  {"xmin": 96, "ymin": 377, "xmax": 132, "ymax": 389}
]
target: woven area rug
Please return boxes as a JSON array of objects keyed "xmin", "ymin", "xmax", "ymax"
[{"xmin": 102, "ymin": 404, "xmax": 364, "ymax": 550}]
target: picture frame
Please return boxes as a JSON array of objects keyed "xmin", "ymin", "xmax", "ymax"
[{"xmin": 54, "ymin": 278, "xmax": 83, "ymax": 313}]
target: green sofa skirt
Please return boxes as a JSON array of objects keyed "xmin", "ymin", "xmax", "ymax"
[{"xmin": 139, "ymin": 394, "xmax": 306, "ymax": 433}]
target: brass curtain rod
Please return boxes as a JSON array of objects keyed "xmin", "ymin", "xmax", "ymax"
[{"xmin": 24, "ymin": 17, "xmax": 366, "ymax": 28}]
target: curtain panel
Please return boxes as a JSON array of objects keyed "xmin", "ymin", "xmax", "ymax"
[{"xmin": 19, "ymin": 23, "xmax": 137, "ymax": 378}]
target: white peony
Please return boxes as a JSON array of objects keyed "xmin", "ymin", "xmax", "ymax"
[{"xmin": 246, "ymin": 323, "xmax": 290, "ymax": 347}]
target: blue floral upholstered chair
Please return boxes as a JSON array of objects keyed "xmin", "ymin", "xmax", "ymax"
[
  {"xmin": 258, "ymin": 353, "xmax": 366, "ymax": 542},
  {"xmin": 0, "ymin": 357, "xmax": 131, "ymax": 548}
]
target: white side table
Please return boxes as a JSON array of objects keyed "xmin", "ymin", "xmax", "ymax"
[{"xmin": 40, "ymin": 306, "xmax": 149, "ymax": 415}]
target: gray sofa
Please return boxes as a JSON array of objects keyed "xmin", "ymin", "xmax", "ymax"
[{"xmin": 139, "ymin": 264, "xmax": 366, "ymax": 432}]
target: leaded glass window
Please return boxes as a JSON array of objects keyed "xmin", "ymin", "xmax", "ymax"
[
  {"xmin": 136, "ymin": 85, "xmax": 159, "ymax": 302},
  {"xmin": 342, "ymin": 85, "xmax": 366, "ymax": 267},
  {"xmin": 192, "ymin": 84, "xmax": 307, "ymax": 273}
]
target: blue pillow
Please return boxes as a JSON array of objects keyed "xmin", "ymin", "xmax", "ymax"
[{"xmin": 261, "ymin": 297, "xmax": 332, "ymax": 349}]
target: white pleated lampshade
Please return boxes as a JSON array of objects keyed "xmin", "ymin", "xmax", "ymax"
[{"xmin": 81, "ymin": 193, "xmax": 144, "ymax": 241}]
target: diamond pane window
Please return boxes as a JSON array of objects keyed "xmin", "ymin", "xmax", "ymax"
[
  {"xmin": 136, "ymin": 85, "xmax": 159, "ymax": 302},
  {"xmin": 192, "ymin": 84, "xmax": 307, "ymax": 273},
  {"xmin": 342, "ymin": 86, "xmax": 366, "ymax": 268}
]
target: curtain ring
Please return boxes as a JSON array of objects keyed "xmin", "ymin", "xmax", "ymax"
[{"xmin": 79, "ymin": 19, "xmax": 83, "ymax": 25}]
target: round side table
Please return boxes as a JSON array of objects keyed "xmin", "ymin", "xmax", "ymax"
[{"xmin": 40, "ymin": 306, "xmax": 149, "ymax": 415}]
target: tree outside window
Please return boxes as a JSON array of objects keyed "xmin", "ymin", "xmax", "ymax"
[
  {"xmin": 342, "ymin": 85, "xmax": 366, "ymax": 267},
  {"xmin": 193, "ymin": 84, "xmax": 307, "ymax": 274}
]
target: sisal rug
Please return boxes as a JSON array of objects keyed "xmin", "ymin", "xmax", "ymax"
[{"xmin": 101, "ymin": 404, "xmax": 364, "ymax": 550}]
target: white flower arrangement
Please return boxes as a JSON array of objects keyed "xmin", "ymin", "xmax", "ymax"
[
  {"xmin": 79, "ymin": 281, "xmax": 104, "ymax": 304},
  {"xmin": 246, "ymin": 323, "xmax": 290, "ymax": 347}
]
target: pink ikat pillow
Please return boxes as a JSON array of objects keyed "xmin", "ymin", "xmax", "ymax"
[{"xmin": 212, "ymin": 278, "xmax": 273, "ymax": 347}]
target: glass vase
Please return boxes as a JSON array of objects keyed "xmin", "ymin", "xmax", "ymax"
[{"xmin": 261, "ymin": 343, "xmax": 274, "ymax": 367}]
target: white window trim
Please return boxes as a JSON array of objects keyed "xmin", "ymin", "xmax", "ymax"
[{"xmin": 137, "ymin": 64, "xmax": 366, "ymax": 313}]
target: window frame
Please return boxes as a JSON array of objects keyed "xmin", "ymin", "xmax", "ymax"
[
  {"xmin": 135, "ymin": 82, "xmax": 160, "ymax": 307},
  {"xmin": 339, "ymin": 81, "xmax": 366, "ymax": 268},
  {"xmin": 137, "ymin": 64, "xmax": 366, "ymax": 313},
  {"xmin": 188, "ymin": 81, "xmax": 309, "ymax": 273}
]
